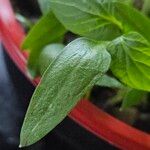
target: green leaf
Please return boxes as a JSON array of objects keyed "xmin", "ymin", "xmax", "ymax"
[
  {"xmin": 107, "ymin": 32, "xmax": 150, "ymax": 91},
  {"xmin": 121, "ymin": 88, "xmax": 146, "ymax": 109},
  {"xmin": 50, "ymin": 0, "xmax": 123, "ymax": 41},
  {"xmin": 96, "ymin": 75, "xmax": 123, "ymax": 88},
  {"xmin": 20, "ymin": 38, "xmax": 111, "ymax": 147},
  {"xmin": 50, "ymin": 0, "xmax": 150, "ymax": 41},
  {"xmin": 125, "ymin": 0, "xmax": 133, "ymax": 5},
  {"xmin": 22, "ymin": 11, "xmax": 66, "ymax": 77},
  {"xmin": 22, "ymin": 12, "xmax": 65, "ymax": 50},
  {"xmin": 39, "ymin": 43, "xmax": 65, "ymax": 75},
  {"xmin": 38, "ymin": 0, "xmax": 51, "ymax": 14},
  {"xmin": 142, "ymin": 0, "xmax": 150, "ymax": 16}
]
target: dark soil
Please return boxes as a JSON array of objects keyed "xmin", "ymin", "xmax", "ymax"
[{"xmin": 91, "ymin": 86, "xmax": 150, "ymax": 133}]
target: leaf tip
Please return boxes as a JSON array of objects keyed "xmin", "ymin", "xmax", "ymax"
[
  {"xmin": 19, "ymin": 128, "xmax": 33, "ymax": 148},
  {"xmin": 19, "ymin": 144, "xmax": 22, "ymax": 148},
  {"xmin": 19, "ymin": 134, "xmax": 33, "ymax": 148},
  {"xmin": 19, "ymin": 136, "xmax": 28, "ymax": 148}
]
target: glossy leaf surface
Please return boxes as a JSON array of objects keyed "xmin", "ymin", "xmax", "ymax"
[
  {"xmin": 50, "ymin": 0, "xmax": 150, "ymax": 41},
  {"xmin": 20, "ymin": 38, "xmax": 111, "ymax": 147},
  {"xmin": 107, "ymin": 32, "xmax": 150, "ymax": 91}
]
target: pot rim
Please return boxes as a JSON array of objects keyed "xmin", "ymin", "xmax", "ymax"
[{"xmin": 0, "ymin": 0, "xmax": 150, "ymax": 149}]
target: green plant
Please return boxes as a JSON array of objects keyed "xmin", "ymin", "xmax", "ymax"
[{"xmin": 20, "ymin": 0, "xmax": 150, "ymax": 147}]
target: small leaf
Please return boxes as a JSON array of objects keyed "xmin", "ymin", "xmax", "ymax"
[
  {"xmin": 96, "ymin": 75, "xmax": 123, "ymax": 88},
  {"xmin": 22, "ymin": 11, "xmax": 66, "ymax": 77},
  {"xmin": 50, "ymin": 0, "xmax": 150, "ymax": 41},
  {"xmin": 20, "ymin": 38, "xmax": 111, "ymax": 147},
  {"xmin": 38, "ymin": 0, "xmax": 51, "ymax": 14},
  {"xmin": 22, "ymin": 12, "xmax": 65, "ymax": 50},
  {"xmin": 121, "ymin": 88, "xmax": 146, "ymax": 109},
  {"xmin": 107, "ymin": 32, "xmax": 150, "ymax": 91},
  {"xmin": 39, "ymin": 43, "xmax": 65, "ymax": 75}
]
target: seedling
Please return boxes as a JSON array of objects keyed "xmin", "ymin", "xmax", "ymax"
[{"xmin": 19, "ymin": 0, "xmax": 150, "ymax": 147}]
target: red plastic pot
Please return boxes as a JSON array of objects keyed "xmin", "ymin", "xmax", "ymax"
[{"xmin": 0, "ymin": 0, "xmax": 150, "ymax": 149}]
